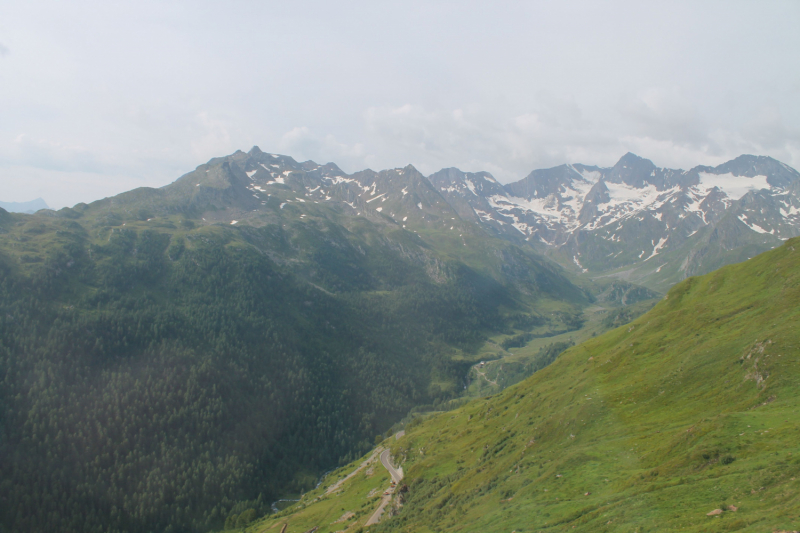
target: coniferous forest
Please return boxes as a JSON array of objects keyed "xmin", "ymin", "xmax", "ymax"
[{"xmin": 0, "ymin": 202, "xmax": 587, "ymax": 533}]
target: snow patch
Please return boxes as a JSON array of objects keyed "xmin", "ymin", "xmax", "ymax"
[
  {"xmin": 486, "ymin": 175, "xmax": 600, "ymax": 233},
  {"xmin": 697, "ymin": 172, "xmax": 769, "ymax": 200},
  {"xmin": 643, "ymin": 236, "xmax": 668, "ymax": 261},
  {"xmin": 465, "ymin": 179, "xmax": 478, "ymax": 196},
  {"xmin": 780, "ymin": 204, "xmax": 800, "ymax": 217},
  {"xmin": 738, "ymin": 215, "xmax": 771, "ymax": 234},
  {"xmin": 326, "ymin": 175, "xmax": 358, "ymax": 186},
  {"xmin": 573, "ymin": 255, "xmax": 588, "ymax": 273},
  {"xmin": 573, "ymin": 166, "xmax": 601, "ymax": 183},
  {"xmin": 472, "ymin": 208, "xmax": 496, "ymax": 224}
]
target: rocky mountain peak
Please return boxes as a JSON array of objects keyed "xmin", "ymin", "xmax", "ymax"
[
  {"xmin": 429, "ymin": 152, "xmax": 800, "ymax": 289},
  {"xmin": 608, "ymin": 152, "xmax": 658, "ymax": 188},
  {"xmin": 152, "ymin": 148, "xmax": 800, "ymax": 292}
]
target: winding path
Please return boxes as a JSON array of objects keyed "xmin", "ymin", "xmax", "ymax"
[
  {"xmin": 365, "ymin": 449, "xmax": 404, "ymax": 526},
  {"xmin": 379, "ymin": 449, "xmax": 404, "ymax": 484}
]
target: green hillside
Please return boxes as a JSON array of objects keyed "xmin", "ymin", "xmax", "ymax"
[{"xmin": 258, "ymin": 237, "xmax": 800, "ymax": 533}]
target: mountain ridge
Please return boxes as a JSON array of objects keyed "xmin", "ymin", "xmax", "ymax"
[
  {"xmin": 426, "ymin": 151, "xmax": 800, "ymax": 290},
  {"xmin": 89, "ymin": 145, "xmax": 798, "ymax": 294},
  {"xmin": 0, "ymin": 197, "xmax": 49, "ymax": 214}
]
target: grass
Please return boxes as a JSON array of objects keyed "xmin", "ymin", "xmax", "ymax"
[
  {"xmin": 243, "ymin": 449, "xmax": 392, "ymax": 533},
  {"xmin": 258, "ymin": 237, "xmax": 800, "ymax": 532},
  {"xmin": 464, "ymin": 299, "xmax": 658, "ymax": 397}
]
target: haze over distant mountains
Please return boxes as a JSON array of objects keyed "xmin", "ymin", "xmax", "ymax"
[
  {"xmin": 159, "ymin": 147, "xmax": 799, "ymax": 291},
  {"xmin": 0, "ymin": 198, "xmax": 49, "ymax": 214}
]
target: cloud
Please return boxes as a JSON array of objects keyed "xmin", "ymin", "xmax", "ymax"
[
  {"xmin": 0, "ymin": 165, "xmax": 147, "ymax": 209},
  {"xmin": 2, "ymin": 134, "xmax": 103, "ymax": 173},
  {"xmin": 189, "ymin": 112, "xmax": 234, "ymax": 162},
  {"xmin": 744, "ymin": 105, "xmax": 800, "ymax": 151},
  {"xmin": 357, "ymin": 94, "xmax": 800, "ymax": 182},
  {"xmin": 1, "ymin": 1, "xmax": 798, "ymax": 203},
  {"xmin": 621, "ymin": 87, "xmax": 712, "ymax": 147},
  {"xmin": 361, "ymin": 102, "xmax": 624, "ymax": 181},
  {"xmin": 278, "ymin": 126, "xmax": 366, "ymax": 169}
]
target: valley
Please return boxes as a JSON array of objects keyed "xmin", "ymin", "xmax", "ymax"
[
  {"xmin": 247, "ymin": 236, "xmax": 800, "ymax": 533},
  {"xmin": 0, "ymin": 147, "xmax": 798, "ymax": 533},
  {"xmin": 463, "ymin": 298, "xmax": 658, "ymax": 398}
]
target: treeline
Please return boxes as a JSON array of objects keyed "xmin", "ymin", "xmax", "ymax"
[{"xmin": 0, "ymin": 221, "xmax": 520, "ymax": 533}]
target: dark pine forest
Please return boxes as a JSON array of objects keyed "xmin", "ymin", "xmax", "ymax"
[{"xmin": 0, "ymin": 205, "xmax": 582, "ymax": 533}]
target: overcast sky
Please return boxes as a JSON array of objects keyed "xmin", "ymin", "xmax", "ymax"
[{"xmin": 1, "ymin": 0, "xmax": 799, "ymax": 208}]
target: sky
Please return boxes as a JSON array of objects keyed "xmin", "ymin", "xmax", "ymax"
[{"xmin": 1, "ymin": 1, "xmax": 799, "ymax": 209}]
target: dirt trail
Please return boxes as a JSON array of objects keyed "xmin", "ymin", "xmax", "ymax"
[{"xmin": 475, "ymin": 366, "xmax": 499, "ymax": 386}]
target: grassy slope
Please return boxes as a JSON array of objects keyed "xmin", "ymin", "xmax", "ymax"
[
  {"xmin": 464, "ymin": 299, "xmax": 659, "ymax": 398},
  {"xmin": 249, "ymin": 449, "xmax": 392, "ymax": 533},
  {"xmin": 257, "ymin": 237, "xmax": 800, "ymax": 533}
]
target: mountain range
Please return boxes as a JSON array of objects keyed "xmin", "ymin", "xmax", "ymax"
[
  {"xmin": 1, "ymin": 147, "xmax": 797, "ymax": 533},
  {"xmin": 0, "ymin": 198, "xmax": 49, "ymax": 214},
  {"xmin": 143, "ymin": 146, "xmax": 799, "ymax": 292},
  {"xmin": 431, "ymin": 152, "xmax": 800, "ymax": 291}
]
